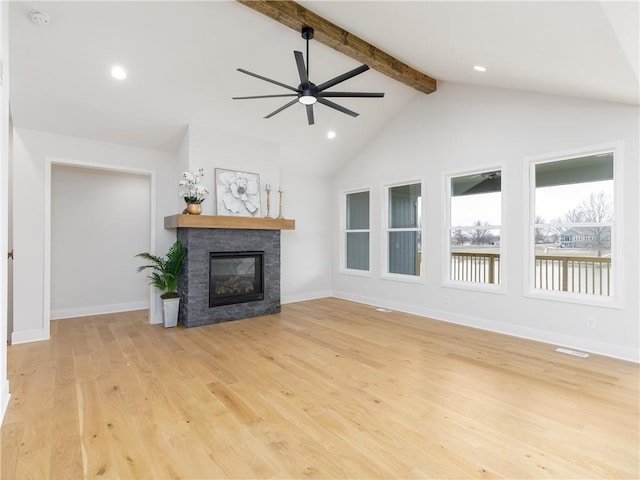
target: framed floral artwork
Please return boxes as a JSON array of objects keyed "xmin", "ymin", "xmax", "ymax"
[{"xmin": 215, "ymin": 169, "xmax": 261, "ymax": 217}]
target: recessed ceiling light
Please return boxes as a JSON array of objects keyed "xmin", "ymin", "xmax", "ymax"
[
  {"xmin": 110, "ymin": 65, "xmax": 127, "ymax": 80},
  {"xmin": 473, "ymin": 65, "xmax": 487, "ymax": 72},
  {"xmin": 327, "ymin": 131, "xmax": 336, "ymax": 140}
]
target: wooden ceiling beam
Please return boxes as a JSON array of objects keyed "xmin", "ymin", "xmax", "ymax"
[{"xmin": 236, "ymin": 0, "xmax": 437, "ymax": 94}]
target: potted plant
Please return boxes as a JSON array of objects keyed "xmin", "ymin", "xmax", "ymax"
[
  {"xmin": 179, "ymin": 168, "xmax": 209, "ymax": 215},
  {"xmin": 136, "ymin": 240, "xmax": 187, "ymax": 328}
]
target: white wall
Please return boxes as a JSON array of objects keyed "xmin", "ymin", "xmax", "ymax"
[
  {"xmin": 332, "ymin": 82, "xmax": 639, "ymax": 362},
  {"xmin": 11, "ymin": 124, "xmax": 333, "ymax": 345},
  {"xmin": 50, "ymin": 165, "xmax": 150, "ymax": 319},
  {"xmin": 11, "ymin": 128, "xmax": 178, "ymax": 343},
  {"xmin": 280, "ymin": 170, "xmax": 333, "ymax": 303},
  {"xmin": 177, "ymin": 127, "xmax": 189, "ymax": 212},
  {"xmin": 184, "ymin": 125, "xmax": 333, "ymax": 303},
  {"xmin": 184, "ymin": 125, "xmax": 281, "ymax": 216},
  {"xmin": 0, "ymin": 0, "xmax": 11, "ymax": 422}
]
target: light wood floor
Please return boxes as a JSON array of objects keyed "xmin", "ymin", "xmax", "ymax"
[{"xmin": 1, "ymin": 298, "xmax": 638, "ymax": 479}]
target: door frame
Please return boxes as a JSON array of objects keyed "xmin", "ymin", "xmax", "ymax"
[{"xmin": 44, "ymin": 157, "xmax": 156, "ymax": 338}]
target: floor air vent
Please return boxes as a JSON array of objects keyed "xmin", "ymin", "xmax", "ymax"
[{"xmin": 555, "ymin": 347, "xmax": 589, "ymax": 358}]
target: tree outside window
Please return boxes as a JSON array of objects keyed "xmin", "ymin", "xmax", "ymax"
[
  {"xmin": 533, "ymin": 152, "xmax": 614, "ymax": 297},
  {"xmin": 448, "ymin": 170, "xmax": 502, "ymax": 286}
]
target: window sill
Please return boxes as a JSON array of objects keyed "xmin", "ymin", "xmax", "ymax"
[
  {"xmin": 381, "ymin": 273, "xmax": 425, "ymax": 284},
  {"xmin": 524, "ymin": 289, "xmax": 622, "ymax": 309},
  {"xmin": 443, "ymin": 280, "xmax": 506, "ymax": 295},
  {"xmin": 339, "ymin": 268, "xmax": 372, "ymax": 278}
]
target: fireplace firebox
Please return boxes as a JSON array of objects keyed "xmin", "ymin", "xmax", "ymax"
[{"xmin": 209, "ymin": 251, "xmax": 264, "ymax": 307}]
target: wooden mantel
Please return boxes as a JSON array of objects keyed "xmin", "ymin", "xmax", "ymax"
[{"xmin": 164, "ymin": 214, "xmax": 295, "ymax": 231}]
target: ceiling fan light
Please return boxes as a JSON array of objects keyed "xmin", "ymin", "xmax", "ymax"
[{"xmin": 299, "ymin": 95, "xmax": 317, "ymax": 105}]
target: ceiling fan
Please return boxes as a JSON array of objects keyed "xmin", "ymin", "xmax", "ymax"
[
  {"xmin": 232, "ymin": 26, "xmax": 384, "ymax": 125},
  {"xmin": 462, "ymin": 170, "xmax": 502, "ymax": 195},
  {"xmin": 471, "ymin": 171, "xmax": 501, "ymax": 180}
]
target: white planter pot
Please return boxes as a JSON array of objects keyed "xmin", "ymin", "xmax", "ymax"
[{"xmin": 162, "ymin": 297, "xmax": 180, "ymax": 328}]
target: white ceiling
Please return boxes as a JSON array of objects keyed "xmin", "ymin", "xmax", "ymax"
[{"xmin": 8, "ymin": 1, "xmax": 639, "ymax": 176}]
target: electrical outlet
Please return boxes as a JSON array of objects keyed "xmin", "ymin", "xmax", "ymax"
[
  {"xmin": 444, "ymin": 296, "xmax": 450, "ymax": 305},
  {"xmin": 587, "ymin": 317, "xmax": 596, "ymax": 329}
]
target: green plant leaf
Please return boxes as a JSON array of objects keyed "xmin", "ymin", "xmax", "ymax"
[{"xmin": 135, "ymin": 241, "xmax": 187, "ymax": 295}]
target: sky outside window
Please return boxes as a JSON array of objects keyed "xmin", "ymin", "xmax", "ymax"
[
  {"xmin": 451, "ymin": 191, "xmax": 501, "ymax": 226},
  {"xmin": 451, "ymin": 181, "xmax": 612, "ymax": 226},
  {"xmin": 536, "ymin": 180, "xmax": 613, "ymax": 221}
]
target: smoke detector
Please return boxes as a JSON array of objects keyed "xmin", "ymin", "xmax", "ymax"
[{"xmin": 30, "ymin": 10, "xmax": 50, "ymax": 26}]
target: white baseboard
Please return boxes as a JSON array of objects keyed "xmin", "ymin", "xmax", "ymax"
[
  {"xmin": 281, "ymin": 290, "xmax": 332, "ymax": 305},
  {"xmin": 11, "ymin": 328, "xmax": 48, "ymax": 345},
  {"xmin": 51, "ymin": 301, "xmax": 149, "ymax": 320},
  {"xmin": 333, "ymin": 291, "xmax": 639, "ymax": 363},
  {"xmin": 0, "ymin": 379, "xmax": 10, "ymax": 424}
]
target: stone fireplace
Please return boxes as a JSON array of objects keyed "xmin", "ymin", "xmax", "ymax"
[{"xmin": 165, "ymin": 215, "xmax": 294, "ymax": 328}]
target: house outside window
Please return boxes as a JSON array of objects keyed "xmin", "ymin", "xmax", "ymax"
[
  {"xmin": 446, "ymin": 169, "xmax": 502, "ymax": 289},
  {"xmin": 342, "ymin": 189, "xmax": 370, "ymax": 273},
  {"xmin": 384, "ymin": 181, "xmax": 422, "ymax": 279},
  {"xmin": 531, "ymin": 150, "xmax": 616, "ymax": 301}
]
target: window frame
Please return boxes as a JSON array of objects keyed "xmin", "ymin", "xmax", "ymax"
[
  {"xmin": 381, "ymin": 178, "xmax": 425, "ymax": 284},
  {"xmin": 339, "ymin": 187, "xmax": 372, "ymax": 277},
  {"xmin": 443, "ymin": 165, "xmax": 506, "ymax": 294},
  {"xmin": 524, "ymin": 142, "xmax": 623, "ymax": 308}
]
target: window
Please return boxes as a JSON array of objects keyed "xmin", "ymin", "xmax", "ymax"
[
  {"xmin": 385, "ymin": 182, "xmax": 422, "ymax": 278},
  {"xmin": 343, "ymin": 190, "xmax": 370, "ymax": 272},
  {"xmin": 447, "ymin": 169, "xmax": 502, "ymax": 287},
  {"xmin": 532, "ymin": 152, "xmax": 614, "ymax": 298}
]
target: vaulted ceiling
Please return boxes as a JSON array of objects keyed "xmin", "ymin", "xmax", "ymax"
[{"xmin": 9, "ymin": 1, "xmax": 639, "ymax": 176}]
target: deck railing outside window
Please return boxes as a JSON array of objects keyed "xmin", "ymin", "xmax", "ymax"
[
  {"xmin": 534, "ymin": 255, "xmax": 611, "ymax": 296},
  {"xmin": 450, "ymin": 252, "xmax": 611, "ymax": 296},
  {"xmin": 450, "ymin": 252, "xmax": 500, "ymax": 284}
]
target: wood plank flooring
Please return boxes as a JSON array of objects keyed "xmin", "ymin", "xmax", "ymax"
[{"xmin": 1, "ymin": 298, "xmax": 638, "ymax": 479}]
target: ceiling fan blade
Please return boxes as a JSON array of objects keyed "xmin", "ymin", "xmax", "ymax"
[
  {"xmin": 294, "ymin": 51, "xmax": 309, "ymax": 87},
  {"xmin": 317, "ymin": 97, "xmax": 359, "ymax": 118},
  {"xmin": 318, "ymin": 92, "xmax": 385, "ymax": 98},
  {"xmin": 316, "ymin": 64, "xmax": 370, "ymax": 92},
  {"xmin": 233, "ymin": 94, "xmax": 298, "ymax": 100},
  {"xmin": 264, "ymin": 99, "xmax": 299, "ymax": 119},
  {"xmin": 306, "ymin": 104, "xmax": 314, "ymax": 125},
  {"xmin": 237, "ymin": 68, "xmax": 298, "ymax": 93}
]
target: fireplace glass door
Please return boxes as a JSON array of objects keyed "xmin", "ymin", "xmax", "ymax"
[{"xmin": 209, "ymin": 251, "xmax": 264, "ymax": 307}]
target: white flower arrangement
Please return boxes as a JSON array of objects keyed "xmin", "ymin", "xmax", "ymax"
[{"xmin": 179, "ymin": 168, "xmax": 209, "ymax": 204}]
